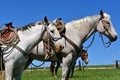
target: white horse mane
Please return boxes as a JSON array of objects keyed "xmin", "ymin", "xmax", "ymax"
[{"xmin": 68, "ymin": 13, "xmax": 111, "ymax": 31}]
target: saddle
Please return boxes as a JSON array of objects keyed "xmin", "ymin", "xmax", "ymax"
[
  {"xmin": 55, "ymin": 18, "xmax": 66, "ymax": 36},
  {"xmin": 0, "ymin": 22, "xmax": 19, "ymax": 46}
]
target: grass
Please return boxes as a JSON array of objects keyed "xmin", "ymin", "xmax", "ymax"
[{"xmin": 21, "ymin": 67, "xmax": 120, "ymax": 80}]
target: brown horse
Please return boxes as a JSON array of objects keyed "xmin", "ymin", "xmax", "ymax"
[{"xmin": 50, "ymin": 49, "xmax": 88, "ymax": 77}]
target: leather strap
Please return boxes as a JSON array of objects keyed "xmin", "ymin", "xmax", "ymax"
[
  {"xmin": 62, "ymin": 33, "xmax": 81, "ymax": 56},
  {"xmin": 15, "ymin": 46, "xmax": 28, "ymax": 58}
]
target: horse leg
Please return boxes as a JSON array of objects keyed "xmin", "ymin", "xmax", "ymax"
[
  {"xmin": 70, "ymin": 61, "xmax": 76, "ymax": 78},
  {"xmin": 5, "ymin": 62, "xmax": 14, "ymax": 80},
  {"xmin": 55, "ymin": 62, "xmax": 60, "ymax": 77},
  {"xmin": 50, "ymin": 61, "xmax": 55, "ymax": 76},
  {"xmin": 62, "ymin": 53, "xmax": 73, "ymax": 80},
  {"xmin": 14, "ymin": 66, "xmax": 24, "ymax": 80}
]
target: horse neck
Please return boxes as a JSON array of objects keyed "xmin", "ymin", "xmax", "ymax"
[
  {"xmin": 66, "ymin": 15, "xmax": 100, "ymax": 45},
  {"xmin": 17, "ymin": 25, "xmax": 45, "ymax": 52}
]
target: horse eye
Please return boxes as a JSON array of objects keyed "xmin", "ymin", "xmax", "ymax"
[
  {"xmin": 50, "ymin": 30, "xmax": 54, "ymax": 33},
  {"xmin": 106, "ymin": 21, "xmax": 110, "ymax": 24},
  {"xmin": 57, "ymin": 28, "xmax": 61, "ymax": 30},
  {"xmin": 104, "ymin": 20, "xmax": 110, "ymax": 24}
]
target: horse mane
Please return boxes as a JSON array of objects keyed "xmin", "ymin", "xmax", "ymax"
[
  {"xmin": 68, "ymin": 13, "xmax": 111, "ymax": 30},
  {"xmin": 103, "ymin": 13, "xmax": 110, "ymax": 19},
  {"xmin": 17, "ymin": 21, "xmax": 42, "ymax": 31}
]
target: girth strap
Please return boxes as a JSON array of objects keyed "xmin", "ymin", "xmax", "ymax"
[{"xmin": 15, "ymin": 46, "xmax": 28, "ymax": 58}]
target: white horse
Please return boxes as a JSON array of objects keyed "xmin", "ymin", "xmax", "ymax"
[
  {"xmin": 25, "ymin": 10, "xmax": 117, "ymax": 80},
  {"xmin": 0, "ymin": 17, "xmax": 62, "ymax": 80}
]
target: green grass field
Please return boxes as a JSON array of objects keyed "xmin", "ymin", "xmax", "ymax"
[{"xmin": 20, "ymin": 67, "xmax": 120, "ymax": 80}]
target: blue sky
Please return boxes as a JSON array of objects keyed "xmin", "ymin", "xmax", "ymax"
[{"xmin": 0, "ymin": 0, "xmax": 120, "ymax": 67}]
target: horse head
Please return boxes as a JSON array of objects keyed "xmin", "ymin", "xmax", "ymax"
[
  {"xmin": 43, "ymin": 16, "xmax": 62, "ymax": 41},
  {"xmin": 97, "ymin": 10, "xmax": 117, "ymax": 42},
  {"xmin": 42, "ymin": 17, "xmax": 64, "ymax": 60},
  {"xmin": 80, "ymin": 49, "xmax": 88, "ymax": 64}
]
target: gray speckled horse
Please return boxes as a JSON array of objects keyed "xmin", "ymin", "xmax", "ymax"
[
  {"xmin": 25, "ymin": 10, "xmax": 117, "ymax": 80},
  {"xmin": 60, "ymin": 10, "xmax": 117, "ymax": 80}
]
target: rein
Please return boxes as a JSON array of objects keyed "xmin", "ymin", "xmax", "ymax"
[
  {"xmin": 31, "ymin": 61, "xmax": 45, "ymax": 67},
  {"xmin": 100, "ymin": 33, "xmax": 111, "ymax": 48},
  {"xmin": 83, "ymin": 33, "xmax": 96, "ymax": 50}
]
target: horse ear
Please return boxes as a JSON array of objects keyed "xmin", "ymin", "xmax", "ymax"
[
  {"xmin": 100, "ymin": 10, "xmax": 104, "ymax": 19},
  {"xmin": 57, "ymin": 18, "xmax": 62, "ymax": 20},
  {"xmin": 44, "ymin": 16, "xmax": 49, "ymax": 25}
]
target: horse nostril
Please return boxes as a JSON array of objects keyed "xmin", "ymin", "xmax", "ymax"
[
  {"xmin": 114, "ymin": 35, "xmax": 118, "ymax": 41},
  {"xmin": 60, "ymin": 45, "xmax": 64, "ymax": 49},
  {"xmin": 111, "ymin": 35, "xmax": 118, "ymax": 42}
]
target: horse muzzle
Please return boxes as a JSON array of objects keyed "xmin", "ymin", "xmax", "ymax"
[
  {"xmin": 55, "ymin": 44, "xmax": 64, "ymax": 53},
  {"xmin": 110, "ymin": 35, "xmax": 118, "ymax": 42}
]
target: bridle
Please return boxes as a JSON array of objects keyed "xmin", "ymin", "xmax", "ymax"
[
  {"xmin": 42, "ymin": 22, "xmax": 63, "ymax": 60},
  {"xmin": 99, "ymin": 19, "xmax": 111, "ymax": 48}
]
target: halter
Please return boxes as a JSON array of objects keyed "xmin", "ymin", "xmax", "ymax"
[
  {"xmin": 42, "ymin": 22, "xmax": 63, "ymax": 60},
  {"xmin": 42, "ymin": 20, "xmax": 65, "ymax": 60}
]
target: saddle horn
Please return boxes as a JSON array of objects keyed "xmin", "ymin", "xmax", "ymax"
[
  {"xmin": 5, "ymin": 22, "xmax": 12, "ymax": 26},
  {"xmin": 5, "ymin": 22, "xmax": 14, "ymax": 28}
]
